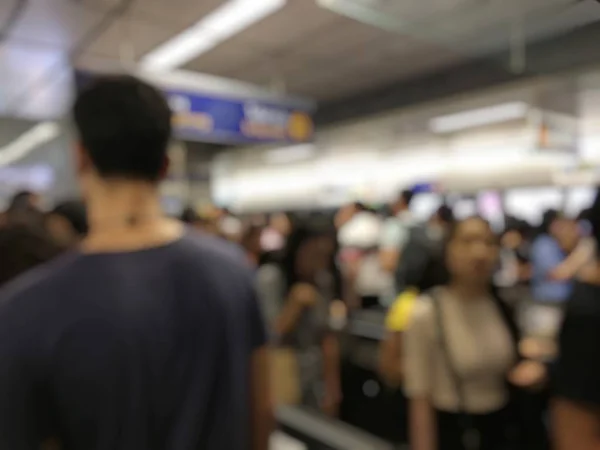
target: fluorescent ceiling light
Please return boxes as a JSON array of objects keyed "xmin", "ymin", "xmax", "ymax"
[
  {"xmin": 0, "ymin": 122, "xmax": 61, "ymax": 167},
  {"xmin": 430, "ymin": 102, "xmax": 529, "ymax": 134},
  {"xmin": 141, "ymin": 0, "xmax": 287, "ymax": 72}
]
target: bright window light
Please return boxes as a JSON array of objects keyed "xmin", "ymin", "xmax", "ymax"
[
  {"xmin": 141, "ymin": 0, "xmax": 287, "ymax": 72},
  {"xmin": 0, "ymin": 122, "xmax": 61, "ymax": 167},
  {"xmin": 430, "ymin": 102, "xmax": 529, "ymax": 134},
  {"xmin": 264, "ymin": 144, "xmax": 315, "ymax": 164}
]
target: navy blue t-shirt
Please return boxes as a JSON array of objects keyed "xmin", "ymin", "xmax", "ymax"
[{"xmin": 0, "ymin": 232, "xmax": 266, "ymax": 450}]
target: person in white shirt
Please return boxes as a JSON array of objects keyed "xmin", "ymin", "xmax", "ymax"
[
  {"xmin": 336, "ymin": 203, "xmax": 385, "ymax": 308},
  {"xmin": 379, "ymin": 190, "xmax": 417, "ymax": 276}
]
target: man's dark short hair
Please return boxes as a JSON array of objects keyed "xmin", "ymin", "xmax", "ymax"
[
  {"xmin": 73, "ymin": 75, "xmax": 172, "ymax": 182},
  {"xmin": 399, "ymin": 189, "xmax": 414, "ymax": 207},
  {"xmin": 435, "ymin": 204, "xmax": 454, "ymax": 224}
]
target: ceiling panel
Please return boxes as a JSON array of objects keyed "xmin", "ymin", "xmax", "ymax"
[
  {"xmin": 0, "ymin": 0, "xmax": 20, "ymax": 25},
  {"xmin": 293, "ymin": 48, "xmax": 463, "ymax": 100},
  {"xmin": 85, "ymin": 16, "xmax": 177, "ymax": 60},
  {"xmin": 232, "ymin": 0, "xmax": 339, "ymax": 51},
  {"xmin": 130, "ymin": 0, "xmax": 226, "ymax": 28},
  {"xmin": 8, "ymin": 0, "xmax": 104, "ymax": 49},
  {"xmin": 288, "ymin": 17, "xmax": 388, "ymax": 60},
  {"xmin": 0, "ymin": 41, "xmax": 67, "ymax": 112},
  {"xmin": 182, "ymin": 39, "xmax": 263, "ymax": 76},
  {"xmin": 13, "ymin": 67, "xmax": 74, "ymax": 121}
]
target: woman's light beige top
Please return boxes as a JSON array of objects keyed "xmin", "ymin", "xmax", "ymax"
[{"xmin": 403, "ymin": 288, "xmax": 516, "ymax": 414}]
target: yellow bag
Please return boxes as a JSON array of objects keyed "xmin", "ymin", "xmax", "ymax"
[
  {"xmin": 270, "ymin": 347, "xmax": 301, "ymax": 405},
  {"xmin": 385, "ymin": 288, "xmax": 419, "ymax": 332}
]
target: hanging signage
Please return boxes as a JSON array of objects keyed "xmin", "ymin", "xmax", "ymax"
[
  {"xmin": 167, "ymin": 90, "xmax": 314, "ymax": 144},
  {"xmin": 74, "ymin": 70, "xmax": 314, "ymax": 145}
]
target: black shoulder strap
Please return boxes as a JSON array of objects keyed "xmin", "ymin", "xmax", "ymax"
[
  {"xmin": 430, "ymin": 289, "xmax": 482, "ymax": 450},
  {"xmin": 429, "ymin": 288, "xmax": 468, "ymax": 415}
]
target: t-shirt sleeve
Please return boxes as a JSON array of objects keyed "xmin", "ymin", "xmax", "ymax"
[
  {"xmin": 403, "ymin": 298, "xmax": 434, "ymax": 398},
  {"xmin": 554, "ymin": 297, "xmax": 600, "ymax": 406}
]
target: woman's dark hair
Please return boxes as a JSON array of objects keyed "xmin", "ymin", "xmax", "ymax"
[
  {"xmin": 5, "ymin": 204, "xmax": 46, "ymax": 230},
  {"xmin": 280, "ymin": 223, "xmax": 338, "ymax": 294},
  {"xmin": 540, "ymin": 209, "xmax": 560, "ymax": 235},
  {"xmin": 419, "ymin": 216, "xmax": 498, "ymax": 292},
  {"xmin": 49, "ymin": 200, "xmax": 88, "ymax": 236},
  {"xmin": 0, "ymin": 222, "xmax": 62, "ymax": 288},
  {"xmin": 180, "ymin": 207, "xmax": 199, "ymax": 224}
]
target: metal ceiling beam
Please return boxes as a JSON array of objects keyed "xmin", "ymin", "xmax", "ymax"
[{"xmin": 315, "ymin": 20, "xmax": 600, "ymax": 126}]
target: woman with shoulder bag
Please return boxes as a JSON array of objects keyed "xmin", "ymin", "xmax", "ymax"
[
  {"xmin": 403, "ymin": 216, "xmax": 548, "ymax": 450},
  {"xmin": 256, "ymin": 224, "xmax": 341, "ymax": 414}
]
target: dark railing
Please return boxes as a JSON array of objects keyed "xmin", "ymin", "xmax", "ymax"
[{"xmin": 276, "ymin": 405, "xmax": 396, "ymax": 450}]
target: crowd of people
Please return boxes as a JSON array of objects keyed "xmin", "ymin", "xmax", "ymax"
[{"xmin": 0, "ymin": 73, "xmax": 598, "ymax": 450}]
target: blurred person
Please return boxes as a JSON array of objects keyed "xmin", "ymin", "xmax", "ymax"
[
  {"xmin": 404, "ymin": 216, "xmax": 547, "ymax": 450},
  {"xmin": 0, "ymin": 75, "xmax": 271, "ymax": 450},
  {"xmin": 8, "ymin": 190, "xmax": 41, "ymax": 211},
  {"xmin": 218, "ymin": 207, "xmax": 243, "ymax": 242},
  {"xmin": 261, "ymin": 212, "xmax": 291, "ymax": 253},
  {"xmin": 530, "ymin": 210, "xmax": 573, "ymax": 304},
  {"xmin": 242, "ymin": 224, "xmax": 264, "ymax": 266},
  {"xmin": 180, "ymin": 205, "xmax": 200, "ymax": 225},
  {"xmin": 379, "ymin": 204, "xmax": 453, "ymax": 387},
  {"xmin": 495, "ymin": 221, "xmax": 532, "ymax": 289},
  {"xmin": 379, "ymin": 189, "xmax": 416, "ymax": 275},
  {"xmin": 526, "ymin": 211, "xmax": 574, "ymax": 345},
  {"xmin": 552, "ymin": 188, "xmax": 600, "ymax": 450},
  {"xmin": 550, "ymin": 210, "xmax": 595, "ymax": 282},
  {"xmin": 0, "ymin": 222, "xmax": 61, "ymax": 288},
  {"xmin": 256, "ymin": 224, "xmax": 341, "ymax": 414},
  {"xmin": 46, "ymin": 200, "xmax": 88, "ymax": 248},
  {"xmin": 180, "ymin": 205, "xmax": 210, "ymax": 232},
  {"xmin": 337, "ymin": 202, "xmax": 386, "ymax": 309},
  {"xmin": 5, "ymin": 203, "xmax": 46, "ymax": 229}
]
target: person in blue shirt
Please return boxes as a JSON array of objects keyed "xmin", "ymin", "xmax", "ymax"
[{"xmin": 530, "ymin": 210, "xmax": 573, "ymax": 304}]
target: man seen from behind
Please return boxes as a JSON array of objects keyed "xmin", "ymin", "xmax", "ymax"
[{"xmin": 0, "ymin": 75, "xmax": 272, "ymax": 450}]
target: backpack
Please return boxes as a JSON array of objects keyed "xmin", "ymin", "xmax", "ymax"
[{"xmin": 394, "ymin": 225, "xmax": 446, "ymax": 294}]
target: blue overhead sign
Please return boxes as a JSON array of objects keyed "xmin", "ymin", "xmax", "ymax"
[
  {"xmin": 74, "ymin": 70, "xmax": 314, "ymax": 145},
  {"xmin": 167, "ymin": 89, "xmax": 314, "ymax": 145}
]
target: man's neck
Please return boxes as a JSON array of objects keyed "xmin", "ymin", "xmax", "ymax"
[{"xmin": 82, "ymin": 180, "xmax": 183, "ymax": 253}]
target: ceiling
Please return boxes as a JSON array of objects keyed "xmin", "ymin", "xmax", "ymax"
[{"xmin": 0, "ymin": 0, "xmax": 599, "ymax": 122}]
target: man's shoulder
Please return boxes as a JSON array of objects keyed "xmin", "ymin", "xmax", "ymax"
[
  {"xmin": 0, "ymin": 253, "xmax": 79, "ymax": 314},
  {"xmin": 177, "ymin": 232, "xmax": 255, "ymax": 291},
  {"xmin": 182, "ymin": 231, "xmax": 248, "ymax": 268}
]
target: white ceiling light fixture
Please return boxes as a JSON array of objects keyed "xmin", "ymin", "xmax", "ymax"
[
  {"xmin": 141, "ymin": 0, "xmax": 287, "ymax": 72},
  {"xmin": 430, "ymin": 102, "xmax": 529, "ymax": 134},
  {"xmin": 0, "ymin": 122, "xmax": 61, "ymax": 167}
]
